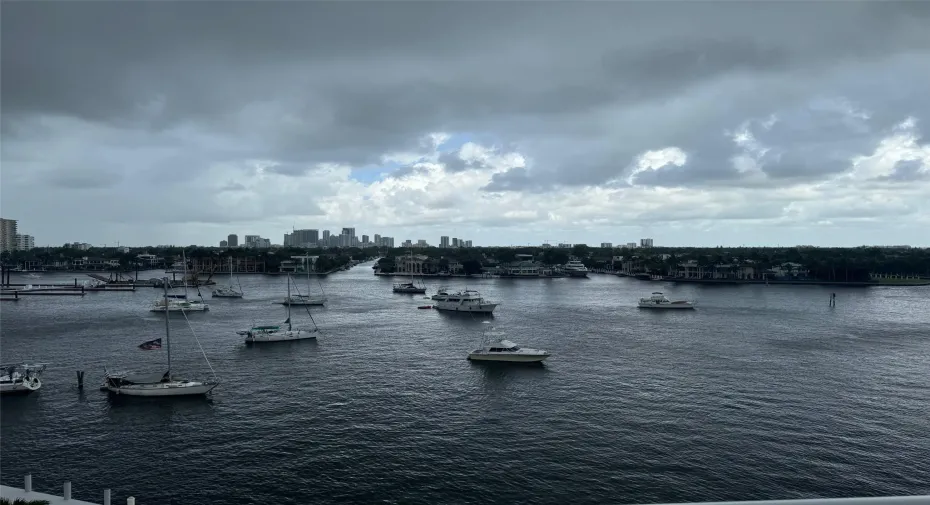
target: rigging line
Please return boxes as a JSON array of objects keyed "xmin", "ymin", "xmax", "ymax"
[
  {"xmin": 179, "ymin": 307, "xmax": 217, "ymax": 381},
  {"xmin": 288, "ymin": 277, "xmax": 319, "ymax": 330}
]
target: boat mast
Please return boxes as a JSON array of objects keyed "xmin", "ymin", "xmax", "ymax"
[
  {"xmin": 229, "ymin": 256, "xmax": 233, "ymax": 287},
  {"xmin": 182, "ymin": 250, "xmax": 189, "ymax": 298},
  {"xmin": 286, "ymin": 274, "xmax": 292, "ymax": 331},
  {"xmin": 163, "ymin": 277, "xmax": 171, "ymax": 376}
]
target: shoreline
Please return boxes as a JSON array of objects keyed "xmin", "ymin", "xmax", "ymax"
[{"xmin": 631, "ymin": 277, "xmax": 930, "ymax": 287}]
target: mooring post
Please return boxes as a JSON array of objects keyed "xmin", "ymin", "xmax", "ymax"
[
  {"xmin": 104, "ymin": 489, "xmax": 112, "ymax": 505},
  {"xmin": 77, "ymin": 370, "xmax": 85, "ymax": 389},
  {"xmin": 64, "ymin": 480, "xmax": 72, "ymax": 500},
  {"xmin": 75, "ymin": 278, "xmax": 78, "ymax": 287},
  {"xmin": 24, "ymin": 473, "xmax": 32, "ymax": 492},
  {"xmin": 127, "ymin": 497, "xmax": 135, "ymax": 505}
]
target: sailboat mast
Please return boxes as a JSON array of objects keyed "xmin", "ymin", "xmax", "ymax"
[
  {"xmin": 163, "ymin": 278, "xmax": 171, "ymax": 375},
  {"xmin": 229, "ymin": 257, "xmax": 233, "ymax": 285},
  {"xmin": 286, "ymin": 275, "xmax": 292, "ymax": 331},
  {"xmin": 182, "ymin": 250, "xmax": 189, "ymax": 298}
]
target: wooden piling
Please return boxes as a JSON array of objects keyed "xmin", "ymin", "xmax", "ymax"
[{"xmin": 77, "ymin": 370, "xmax": 85, "ymax": 389}]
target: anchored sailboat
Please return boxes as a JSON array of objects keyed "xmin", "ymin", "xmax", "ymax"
[
  {"xmin": 279, "ymin": 256, "xmax": 326, "ymax": 305},
  {"xmin": 240, "ymin": 274, "xmax": 320, "ymax": 343},
  {"xmin": 212, "ymin": 257, "xmax": 243, "ymax": 298},
  {"xmin": 393, "ymin": 251, "xmax": 427, "ymax": 294},
  {"xmin": 105, "ymin": 278, "xmax": 218, "ymax": 397}
]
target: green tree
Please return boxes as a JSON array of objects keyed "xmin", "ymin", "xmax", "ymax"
[
  {"xmin": 461, "ymin": 259, "xmax": 483, "ymax": 276},
  {"xmin": 571, "ymin": 244, "xmax": 591, "ymax": 258}
]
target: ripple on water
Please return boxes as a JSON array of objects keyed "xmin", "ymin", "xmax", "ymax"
[{"xmin": 2, "ymin": 268, "xmax": 930, "ymax": 504}]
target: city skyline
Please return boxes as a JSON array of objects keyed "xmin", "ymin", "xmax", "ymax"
[{"xmin": 2, "ymin": 3, "xmax": 929, "ymax": 249}]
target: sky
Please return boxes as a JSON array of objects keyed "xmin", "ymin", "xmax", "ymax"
[{"xmin": 2, "ymin": 1, "xmax": 929, "ymax": 248}]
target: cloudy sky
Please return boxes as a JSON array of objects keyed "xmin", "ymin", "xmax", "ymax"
[{"xmin": 2, "ymin": 1, "xmax": 929, "ymax": 248}]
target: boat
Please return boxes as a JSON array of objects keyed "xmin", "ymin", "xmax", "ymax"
[
  {"xmin": 239, "ymin": 275, "xmax": 320, "ymax": 342},
  {"xmin": 279, "ymin": 256, "xmax": 326, "ymax": 305},
  {"xmin": 467, "ymin": 325, "xmax": 549, "ymax": 363},
  {"xmin": 0, "ymin": 363, "xmax": 48, "ymax": 395},
  {"xmin": 430, "ymin": 286, "xmax": 451, "ymax": 300},
  {"xmin": 562, "ymin": 260, "xmax": 589, "ymax": 278},
  {"xmin": 212, "ymin": 257, "xmax": 243, "ymax": 298},
  {"xmin": 433, "ymin": 289, "xmax": 498, "ymax": 314},
  {"xmin": 393, "ymin": 251, "xmax": 427, "ymax": 294},
  {"xmin": 104, "ymin": 279, "xmax": 218, "ymax": 397},
  {"xmin": 637, "ymin": 292, "xmax": 696, "ymax": 309},
  {"xmin": 152, "ymin": 251, "xmax": 210, "ymax": 312}
]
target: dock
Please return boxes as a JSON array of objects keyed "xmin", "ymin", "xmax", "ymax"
[{"xmin": 1, "ymin": 474, "xmax": 135, "ymax": 505}]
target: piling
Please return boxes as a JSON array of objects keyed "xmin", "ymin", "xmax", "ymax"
[
  {"xmin": 24, "ymin": 474, "xmax": 32, "ymax": 492},
  {"xmin": 77, "ymin": 371, "xmax": 85, "ymax": 390},
  {"xmin": 127, "ymin": 497, "xmax": 135, "ymax": 505},
  {"xmin": 64, "ymin": 480, "xmax": 72, "ymax": 500},
  {"xmin": 104, "ymin": 489, "xmax": 111, "ymax": 505}
]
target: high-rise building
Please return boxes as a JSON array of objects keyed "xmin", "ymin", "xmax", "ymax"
[
  {"xmin": 640, "ymin": 238, "xmax": 654, "ymax": 247},
  {"xmin": 601, "ymin": 242, "xmax": 613, "ymax": 248},
  {"xmin": 374, "ymin": 234, "xmax": 381, "ymax": 246},
  {"xmin": 288, "ymin": 229, "xmax": 319, "ymax": 247},
  {"xmin": 341, "ymin": 227, "xmax": 356, "ymax": 240},
  {"xmin": 362, "ymin": 234, "xmax": 369, "ymax": 244},
  {"xmin": 15, "ymin": 234, "xmax": 34, "ymax": 251},
  {"xmin": 464, "ymin": 240, "xmax": 472, "ymax": 248},
  {"xmin": 452, "ymin": 238, "xmax": 459, "ymax": 247},
  {"xmin": 227, "ymin": 234, "xmax": 239, "ymax": 247},
  {"xmin": 322, "ymin": 230, "xmax": 331, "ymax": 246},
  {"xmin": 440, "ymin": 236, "xmax": 450, "ymax": 248},
  {"xmin": 0, "ymin": 218, "xmax": 18, "ymax": 253},
  {"xmin": 283, "ymin": 233, "xmax": 293, "ymax": 246},
  {"xmin": 220, "ymin": 240, "xmax": 228, "ymax": 247}
]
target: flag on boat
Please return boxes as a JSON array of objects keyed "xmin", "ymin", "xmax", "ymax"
[{"xmin": 139, "ymin": 338, "xmax": 163, "ymax": 350}]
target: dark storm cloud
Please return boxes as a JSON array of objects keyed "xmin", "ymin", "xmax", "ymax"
[{"xmin": 2, "ymin": 0, "xmax": 930, "ymax": 245}]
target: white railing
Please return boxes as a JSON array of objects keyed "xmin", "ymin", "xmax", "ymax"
[{"xmin": 635, "ymin": 497, "xmax": 930, "ymax": 505}]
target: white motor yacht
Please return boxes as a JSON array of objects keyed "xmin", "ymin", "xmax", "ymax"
[
  {"xmin": 562, "ymin": 260, "xmax": 589, "ymax": 278},
  {"xmin": 637, "ymin": 292, "xmax": 695, "ymax": 309},
  {"xmin": 0, "ymin": 363, "xmax": 47, "ymax": 395},
  {"xmin": 433, "ymin": 289, "xmax": 498, "ymax": 314},
  {"xmin": 468, "ymin": 339, "xmax": 550, "ymax": 363},
  {"xmin": 430, "ymin": 286, "xmax": 451, "ymax": 300},
  {"xmin": 151, "ymin": 295, "xmax": 209, "ymax": 312}
]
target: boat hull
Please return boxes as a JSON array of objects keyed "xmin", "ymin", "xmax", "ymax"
[
  {"xmin": 0, "ymin": 384, "xmax": 39, "ymax": 395},
  {"xmin": 393, "ymin": 288, "xmax": 426, "ymax": 294},
  {"xmin": 434, "ymin": 303, "xmax": 498, "ymax": 314},
  {"xmin": 637, "ymin": 303, "xmax": 695, "ymax": 309},
  {"xmin": 212, "ymin": 293, "xmax": 242, "ymax": 298},
  {"xmin": 245, "ymin": 329, "xmax": 319, "ymax": 343},
  {"xmin": 468, "ymin": 353, "xmax": 549, "ymax": 362},
  {"xmin": 151, "ymin": 305, "xmax": 209, "ymax": 312},
  {"xmin": 279, "ymin": 300, "xmax": 325, "ymax": 306},
  {"xmin": 106, "ymin": 382, "xmax": 217, "ymax": 397},
  {"xmin": 566, "ymin": 271, "xmax": 589, "ymax": 278}
]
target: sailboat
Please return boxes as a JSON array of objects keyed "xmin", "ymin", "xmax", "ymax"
[
  {"xmin": 393, "ymin": 251, "xmax": 427, "ymax": 294},
  {"xmin": 104, "ymin": 278, "xmax": 218, "ymax": 396},
  {"xmin": 279, "ymin": 256, "xmax": 326, "ymax": 306},
  {"xmin": 151, "ymin": 251, "xmax": 209, "ymax": 312},
  {"xmin": 212, "ymin": 257, "xmax": 243, "ymax": 298},
  {"xmin": 240, "ymin": 274, "xmax": 320, "ymax": 342}
]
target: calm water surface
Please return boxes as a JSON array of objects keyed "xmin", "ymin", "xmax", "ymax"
[{"xmin": 1, "ymin": 264, "xmax": 929, "ymax": 504}]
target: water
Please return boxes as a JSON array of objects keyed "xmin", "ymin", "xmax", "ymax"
[{"xmin": 2, "ymin": 264, "xmax": 929, "ymax": 504}]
